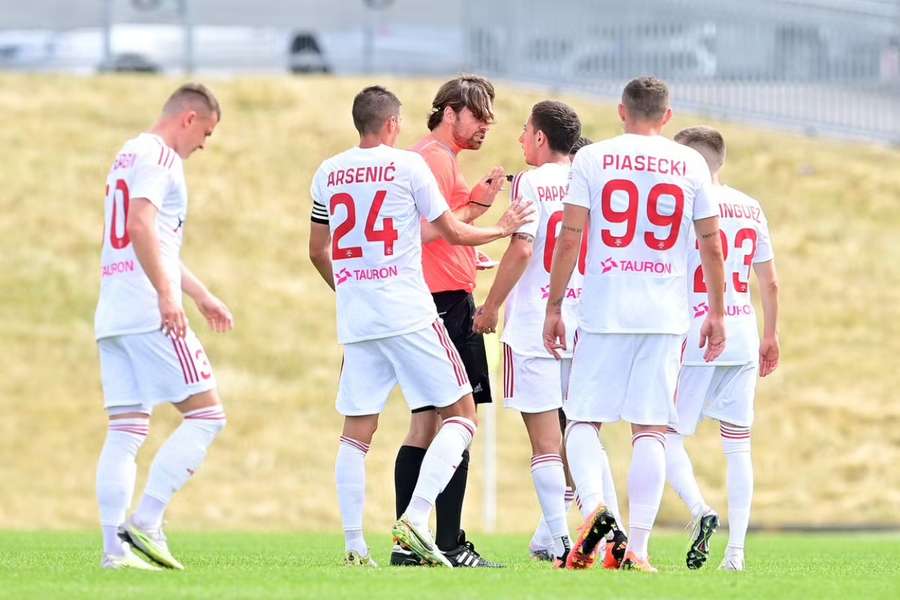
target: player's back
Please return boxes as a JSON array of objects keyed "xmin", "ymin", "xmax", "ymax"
[
  {"xmin": 684, "ymin": 185, "xmax": 773, "ymax": 365},
  {"xmin": 95, "ymin": 132, "xmax": 186, "ymax": 340},
  {"xmin": 503, "ymin": 162, "xmax": 582, "ymax": 357},
  {"xmin": 567, "ymin": 134, "xmax": 716, "ymax": 335},
  {"xmin": 311, "ymin": 145, "xmax": 447, "ymax": 344}
]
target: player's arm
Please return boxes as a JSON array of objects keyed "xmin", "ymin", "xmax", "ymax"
[
  {"xmin": 430, "ymin": 200, "xmax": 533, "ymax": 247},
  {"xmin": 753, "ymin": 259, "xmax": 780, "ymax": 376},
  {"xmin": 473, "ymin": 233, "xmax": 533, "ymax": 334},
  {"xmin": 308, "ymin": 221, "xmax": 335, "ymax": 291},
  {"xmin": 543, "ymin": 204, "xmax": 587, "ymax": 359},
  {"xmin": 181, "ymin": 263, "xmax": 234, "ymax": 333},
  {"xmin": 695, "ymin": 215, "xmax": 727, "ymax": 361},
  {"xmin": 127, "ymin": 197, "xmax": 187, "ymax": 338}
]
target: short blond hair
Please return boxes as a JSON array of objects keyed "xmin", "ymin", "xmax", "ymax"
[
  {"xmin": 675, "ymin": 126, "xmax": 726, "ymax": 173},
  {"xmin": 163, "ymin": 83, "xmax": 221, "ymax": 120}
]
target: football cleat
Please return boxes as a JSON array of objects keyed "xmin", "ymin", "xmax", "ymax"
[
  {"xmin": 100, "ymin": 543, "xmax": 162, "ymax": 571},
  {"xmin": 529, "ymin": 546, "xmax": 553, "ymax": 562},
  {"xmin": 344, "ymin": 550, "xmax": 378, "ymax": 567},
  {"xmin": 392, "ymin": 514, "xmax": 452, "ymax": 568},
  {"xmin": 122, "ymin": 518, "xmax": 184, "ymax": 570},
  {"xmin": 686, "ymin": 512, "xmax": 719, "ymax": 570},
  {"xmin": 602, "ymin": 529, "xmax": 629, "ymax": 570},
  {"xmin": 621, "ymin": 550, "xmax": 658, "ymax": 573},
  {"xmin": 565, "ymin": 506, "xmax": 621, "ymax": 570},
  {"xmin": 442, "ymin": 530, "xmax": 503, "ymax": 568},
  {"xmin": 389, "ymin": 544, "xmax": 424, "ymax": 566}
]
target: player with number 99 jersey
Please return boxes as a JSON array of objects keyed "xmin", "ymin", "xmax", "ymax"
[{"xmin": 95, "ymin": 133, "xmax": 188, "ymax": 339}]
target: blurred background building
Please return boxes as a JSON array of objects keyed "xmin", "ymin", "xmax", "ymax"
[{"xmin": 1, "ymin": 0, "xmax": 897, "ymax": 141}]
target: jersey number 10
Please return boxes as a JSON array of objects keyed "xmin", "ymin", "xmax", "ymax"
[
  {"xmin": 107, "ymin": 179, "xmax": 131, "ymax": 249},
  {"xmin": 330, "ymin": 191, "xmax": 398, "ymax": 259}
]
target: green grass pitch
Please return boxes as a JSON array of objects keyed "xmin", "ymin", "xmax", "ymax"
[{"xmin": 2, "ymin": 532, "xmax": 898, "ymax": 599}]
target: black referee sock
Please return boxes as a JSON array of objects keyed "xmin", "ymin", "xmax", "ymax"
[
  {"xmin": 394, "ymin": 445, "xmax": 426, "ymax": 520},
  {"xmin": 435, "ymin": 448, "xmax": 470, "ymax": 551}
]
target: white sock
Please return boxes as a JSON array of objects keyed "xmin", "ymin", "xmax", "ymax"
[
  {"xmin": 530, "ymin": 454, "xmax": 570, "ymax": 558},
  {"xmin": 721, "ymin": 424, "xmax": 753, "ymax": 550},
  {"xmin": 133, "ymin": 406, "xmax": 226, "ymax": 530},
  {"xmin": 97, "ymin": 417, "xmax": 149, "ymax": 555},
  {"xmin": 627, "ymin": 431, "xmax": 667, "ymax": 560},
  {"xmin": 665, "ymin": 430, "xmax": 711, "ymax": 519},
  {"xmin": 598, "ymin": 444, "xmax": 623, "ymax": 526},
  {"xmin": 564, "ymin": 422, "xmax": 605, "ymax": 515},
  {"xmin": 336, "ymin": 435, "xmax": 369, "ymax": 555},
  {"xmin": 531, "ymin": 486, "xmax": 574, "ymax": 551},
  {"xmin": 405, "ymin": 416, "xmax": 475, "ymax": 529}
]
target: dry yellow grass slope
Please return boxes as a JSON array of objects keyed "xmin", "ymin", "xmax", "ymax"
[{"xmin": 0, "ymin": 74, "xmax": 897, "ymax": 532}]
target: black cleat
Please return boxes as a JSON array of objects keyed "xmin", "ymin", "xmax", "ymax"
[
  {"xmin": 443, "ymin": 530, "xmax": 504, "ymax": 568},
  {"xmin": 390, "ymin": 544, "xmax": 425, "ymax": 567},
  {"xmin": 686, "ymin": 512, "xmax": 719, "ymax": 570}
]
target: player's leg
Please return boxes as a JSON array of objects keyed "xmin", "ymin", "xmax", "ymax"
[
  {"xmin": 338, "ymin": 414, "xmax": 380, "ymax": 567},
  {"xmin": 562, "ymin": 333, "xmax": 627, "ymax": 569},
  {"xmin": 124, "ymin": 330, "xmax": 223, "ymax": 569},
  {"xmin": 706, "ymin": 362, "xmax": 757, "ymax": 571},
  {"xmin": 523, "ymin": 410, "xmax": 570, "ymax": 563},
  {"xmin": 95, "ymin": 336, "xmax": 159, "ymax": 570},
  {"xmin": 529, "ymin": 409, "xmax": 571, "ymax": 560},
  {"xmin": 620, "ymin": 334, "xmax": 683, "ymax": 573},
  {"xmin": 433, "ymin": 292, "xmax": 492, "ymax": 561},
  {"xmin": 387, "ymin": 321, "xmax": 478, "ymax": 567},
  {"xmin": 666, "ymin": 365, "xmax": 719, "ymax": 569}
]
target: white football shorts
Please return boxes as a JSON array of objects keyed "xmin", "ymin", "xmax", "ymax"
[
  {"xmin": 502, "ymin": 344, "xmax": 570, "ymax": 414},
  {"xmin": 98, "ymin": 328, "xmax": 216, "ymax": 413},
  {"xmin": 336, "ymin": 320, "xmax": 473, "ymax": 416},
  {"xmin": 564, "ymin": 331, "xmax": 684, "ymax": 426},
  {"xmin": 675, "ymin": 362, "xmax": 758, "ymax": 435}
]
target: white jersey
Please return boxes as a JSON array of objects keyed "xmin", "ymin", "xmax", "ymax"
[
  {"xmin": 310, "ymin": 145, "xmax": 449, "ymax": 344},
  {"xmin": 95, "ymin": 133, "xmax": 187, "ymax": 340},
  {"xmin": 566, "ymin": 134, "xmax": 717, "ymax": 335},
  {"xmin": 683, "ymin": 185, "xmax": 774, "ymax": 365},
  {"xmin": 502, "ymin": 163, "xmax": 582, "ymax": 357}
]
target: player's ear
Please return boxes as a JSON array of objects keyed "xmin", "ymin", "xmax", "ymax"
[
  {"xmin": 443, "ymin": 105, "xmax": 456, "ymax": 125},
  {"xmin": 660, "ymin": 107, "xmax": 673, "ymax": 127},
  {"xmin": 617, "ymin": 103, "xmax": 627, "ymax": 123},
  {"xmin": 183, "ymin": 110, "xmax": 197, "ymax": 129}
]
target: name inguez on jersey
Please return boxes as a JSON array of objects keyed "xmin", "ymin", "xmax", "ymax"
[
  {"xmin": 111, "ymin": 153, "xmax": 137, "ymax": 171},
  {"xmin": 719, "ymin": 202, "xmax": 762, "ymax": 223}
]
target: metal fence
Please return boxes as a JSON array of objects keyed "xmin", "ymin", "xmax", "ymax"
[
  {"xmin": 1, "ymin": 0, "xmax": 898, "ymax": 142},
  {"xmin": 462, "ymin": 0, "xmax": 900, "ymax": 142}
]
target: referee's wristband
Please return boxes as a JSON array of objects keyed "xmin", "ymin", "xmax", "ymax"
[{"xmin": 469, "ymin": 200, "xmax": 492, "ymax": 208}]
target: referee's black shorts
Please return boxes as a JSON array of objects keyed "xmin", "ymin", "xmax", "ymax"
[{"xmin": 411, "ymin": 290, "xmax": 493, "ymax": 413}]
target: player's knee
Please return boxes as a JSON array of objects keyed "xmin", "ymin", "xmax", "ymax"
[{"xmin": 183, "ymin": 405, "xmax": 227, "ymax": 437}]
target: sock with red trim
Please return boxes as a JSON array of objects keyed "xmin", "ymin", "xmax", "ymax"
[
  {"xmin": 721, "ymin": 424, "xmax": 752, "ymax": 551},
  {"xmin": 665, "ymin": 431, "xmax": 712, "ymax": 519},
  {"xmin": 97, "ymin": 417, "xmax": 149, "ymax": 555},
  {"xmin": 627, "ymin": 431, "xmax": 667, "ymax": 560},
  {"xmin": 405, "ymin": 417, "xmax": 475, "ymax": 530},
  {"xmin": 530, "ymin": 454, "xmax": 570, "ymax": 559},
  {"xmin": 598, "ymin": 443, "xmax": 623, "ymax": 525},
  {"xmin": 133, "ymin": 406, "xmax": 226, "ymax": 530},
  {"xmin": 530, "ymin": 486, "xmax": 574, "ymax": 553},
  {"xmin": 336, "ymin": 435, "xmax": 370, "ymax": 555},
  {"xmin": 564, "ymin": 422, "xmax": 605, "ymax": 516}
]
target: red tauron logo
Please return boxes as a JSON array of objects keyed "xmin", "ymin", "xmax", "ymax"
[
  {"xmin": 335, "ymin": 268, "xmax": 353, "ymax": 285},
  {"xmin": 693, "ymin": 302, "xmax": 709, "ymax": 318},
  {"xmin": 600, "ymin": 257, "xmax": 618, "ymax": 274}
]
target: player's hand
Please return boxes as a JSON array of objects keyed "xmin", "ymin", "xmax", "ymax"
[
  {"xmin": 470, "ymin": 166, "xmax": 506, "ymax": 206},
  {"xmin": 542, "ymin": 311, "xmax": 566, "ymax": 360},
  {"xmin": 698, "ymin": 315, "xmax": 726, "ymax": 362},
  {"xmin": 497, "ymin": 199, "xmax": 535, "ymax": 236},
  {"xmin": 196, "ymin": 293, "xmax": 234, "ymax": 333},
  {"xmin": 758, "ymin": 335, "xmax": 780, "ymax": 377},
  {"xmin": 159, "ymin": 293, "xmax": 188, "ymax": 339},
  {"xmin": 473, "ymin": 305, "xmax": 498, "ymax": 334}
]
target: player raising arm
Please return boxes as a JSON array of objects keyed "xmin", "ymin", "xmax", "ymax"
[
  {"xmin": 94, "ymin": 84, "xmax": 232, "ymax": 571},
  {"xmin": 307, "ymin": 86, "xmax": 532, "ymax": 568},
  {"xmin": 543, "ymin": 77, "xmax": 726, "ymax": 572},
  {"xmin": 664, "ymin": 126, "xmax": 779, "ymax": 572}
]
